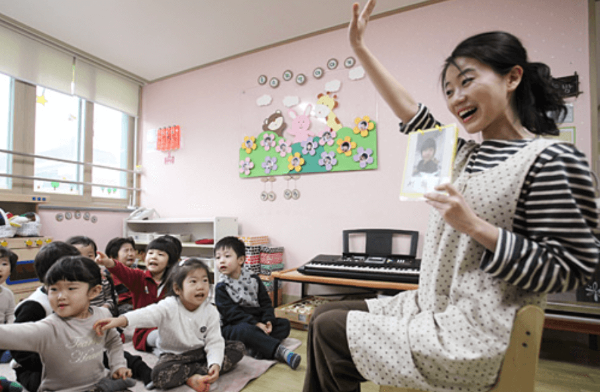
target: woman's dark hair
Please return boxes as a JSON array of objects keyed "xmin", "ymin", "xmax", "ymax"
[
  {"xmin": 66, "ymin": 236, "xmax": 98, "ymax": 254},
  {"xmin": 105, "ymin": 237, "xmax": 136, "ymax": 259},
  {"xmin": 34, "ymin": 242, "xmax": 81, "ymax": 284},
  {"xmin": 147, "ymin": 236, "xmax": 179, "ymax": 284},
  {"xmin": 0, "ymin": 246, "xmax": 18, "ymax": 273},
  {"xmin": 165, "ymin": 258, "xmax": 211, "ymax": 297},
  {"xmin": 214, "ymin": 236, "xmax": 246, "ymax": 258},
  {"xmin": 45, "ymin": 255, "xmax": 102, "ymax": 288},
  {"xmin": 441, "ymin": 31, "xmax": 566, "ymax": 136}
]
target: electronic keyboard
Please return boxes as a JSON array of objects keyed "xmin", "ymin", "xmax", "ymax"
[{"xmin": 297, "ymin": 254, "xmax": 420, "ymax": 284}]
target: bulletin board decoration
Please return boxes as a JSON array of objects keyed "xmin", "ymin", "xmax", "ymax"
[
  {"xmin": 238, "ymin": 121, "xmax": 377, "ymax": 178},
  {"xmin": 157, "ymin": 125, "xmax": 181, "ymax": 164}
]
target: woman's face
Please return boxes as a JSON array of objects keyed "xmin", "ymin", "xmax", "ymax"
[{"xmin": 443, "ymin": 57, "xmax": 519, "ymax": 139}]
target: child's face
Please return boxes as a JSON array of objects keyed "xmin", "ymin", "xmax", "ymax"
[
  {"xmin": 421, "ymin": 147, "xmax": 435, "ymax": 162},
  {"xmin": 73, "ymin": 244, "xmax": 96, "ymax": 259},
  {"xmin": 47, "ymin": 280, "xmax": 101, "ymax": 319},
  {"xmin": 174, "ymin": 268, "xmax": 210, "ymax": 311},
  {"xmin": 0, "ymin": 257, "xmax": 11, "ymax": 285},
  {"xmin": 145, "ymin": 248, "xmax": 169, "ymax": 278},
  {"xmin": 118, "ymin": 243, "xmax": 136, "ymax": 267},
  {"xmin": 215, "ymin": 247, "xmax": 244, "ymax": 279}
]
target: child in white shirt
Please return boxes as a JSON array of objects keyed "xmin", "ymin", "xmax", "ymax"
[{"xmin": 95, "ymin": 258, "xmax": 244, "ymax": 392}]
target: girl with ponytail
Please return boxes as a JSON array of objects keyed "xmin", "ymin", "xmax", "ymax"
[{"xmin": 303, "ymin": 1, "xmax": 599, "ymax": 392}]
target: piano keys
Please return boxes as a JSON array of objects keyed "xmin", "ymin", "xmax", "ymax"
[{"xmin": 297, "ymin": 254, "xmax": 420, "ymax": 284}]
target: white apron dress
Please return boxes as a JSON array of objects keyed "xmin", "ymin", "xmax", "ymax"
[{"xmin": 347, "ymin": 138, "xmax": 556, "ymax": 391}]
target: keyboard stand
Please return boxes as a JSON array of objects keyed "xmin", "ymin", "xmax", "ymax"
[{"xmin": 271, "ymin": 268, "xmax": 418, "ymax": 307}]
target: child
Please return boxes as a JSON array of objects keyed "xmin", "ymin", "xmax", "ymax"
[
  {"xmin": 94, "ymin": 258, "xmax": 244, "ymax": 392},
  {"xmin": 413, "ymin": 137, "xmax": 439, "ymax": 175},
  {"xmin": 104, "ymin": 237, "xmax": 137, "ymax": 313},
  {"xmin": 96, "ymin": 236, "xmax": 180, "ymax": 352},
  {"xmin": 12, "ymin": 241, "xmax": 81, "ymax": 392},
  {"xmin": 0, "ymin": 246, "xmax": 19, "ymax": 390},
  {"xmin": 0, "ymin": 255, "xmax": 136, "ymax": 392},
  {"xmin": 67, "ymin": 236, "xmax": 118, "ymax": 316},
  {"xmin": 214, "ymin": 236, "xmax": 300, "ymax": 369}
]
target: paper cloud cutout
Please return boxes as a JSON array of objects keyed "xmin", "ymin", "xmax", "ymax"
[
  {"xmin": 283, "ymin": 96, "xmax": 300, "ymax": 107},
  {"xmin": 324, "ymin": 80, "xmax": 341, "ymax": 92},
  {"xmin": 256, "ymin": 94, "xmax": 273, "ymax": 106},
  {"xmin": 349, "ymin": 66, "xmax": 366, "ymax": 80}
]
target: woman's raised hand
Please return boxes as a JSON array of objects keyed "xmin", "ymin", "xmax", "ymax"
[{"xmin": 349, "ymin": 0, "xmax": 377, "ymax": 50}]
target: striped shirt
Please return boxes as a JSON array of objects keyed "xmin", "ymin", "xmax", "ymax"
[{"xmin": 400, "ymin": 104, "xmax": 599, "ymax": 293}]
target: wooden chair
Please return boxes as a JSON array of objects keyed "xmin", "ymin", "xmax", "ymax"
[{"xmin": 380, "ymin": 305, "xmax": 545, "ymax": 392}]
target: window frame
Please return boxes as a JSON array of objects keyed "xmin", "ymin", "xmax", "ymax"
[{"xmin": 1, "ymin": 79, "xmax": 137, "ymax": 209}]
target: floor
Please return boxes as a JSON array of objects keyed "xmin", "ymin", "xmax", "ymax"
[{"xmin": 241, "ymin": 328, "xmax": 600, "ymax": 392}]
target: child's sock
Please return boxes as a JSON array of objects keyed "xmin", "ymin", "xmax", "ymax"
[
  {"xmin": 275, "ymin": 344, "xmax": 301, "ymax": 370},
  {"xmin": 94, "ymin": 377, "xmax": 136, "ymax": 392},
  {"xmin": 185, "ymin": 375, "xmax": 210, "ymax": 392},
  {"xmin": 0, "ymin": 377, "xmax": 23, "ymax": 392}
]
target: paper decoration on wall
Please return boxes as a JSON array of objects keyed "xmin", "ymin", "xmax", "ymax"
[
  {"xmin": 256, "ymin": 94, "xmax": 273, "ymax": 106},
  {"xmin": 349, "ymin": 66, "xmax": 366, "ymax": 80},
  {"xmin": 296, "ymin": 74, "xmax": 307, "ymax": 85},
  {"xmin": 36, "ymin": 88, "xmax": 48, "ymax": 106},
  {"xmin": 262, "ymin": 110, "xmax": 287, "ymax": 136},
  {"xmin": 324, "ymin": 80, "xmax": 341, "ymax": 93},
  {"xmin": 282, "ymin": 70, "xmax": 293, "ymax": 81},
  {"xmin": 287, "ymin": 105, "xmax": 314, "ymax": 143},
  {"xmin": 260, "ymin": 177, "xmax": 277, "ymax": 201},
  {"xmin": 258, "ymin": 75, "xmax": 268, "ymax": 85},
  {"xmin": 269, "ymin": 77, "xmax": 280, "ymax": 88},
  {"xmin": 344, "ymin": 57, "xmax": 356, "ymax": 68},
  {"xmin": 314, "ymin": 93, "xmax": 342, "ymax": 132},
  {"xmin": 157, "ymin": 125, "xmax": 181, "ymax": 164},
  {"xmin": 327, "ymin": 58, "xmax": 339, "ymax": 70},
  {"xmin": 283, "ymin": 175, "xmax": 301, "ymax": 200},
  {"xmin": 283, "ymin": 96, "xmax": 300, "ymax": 107},
  {"xmin": 313, "ymin": 67, "xmax": 324, "ymax": 79}
]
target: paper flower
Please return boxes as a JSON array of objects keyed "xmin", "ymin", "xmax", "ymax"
[
  {"xmin": 241, "ymin": 136, "xmax": 257, "ymax": 154},
  {"xmin": 262, "ymin": 156, "xmax": 278, "ymax": 174},
  {"xmin": 318, "ymin": 151, "xmax": 338, "ymax": 171},
  {"xmin": 239, "ymin": 157, "xmax": 254, "ymax": 175},
  {"xmin": 301, "ymin": 137, "xmax": 319, "ymax": 156},
  {"xmin": 336, "ymin": 136, "xmax": 357, "ymax": 157},
  {"xmin": 275, "ymin": 139, "xmax": 292, "ymax": 157},
  {"xmin": 260, "ymin": 133, "xmax": 277, "ymax": 151},
  {"xmin": 353, "ymin": 147, "xmax": 374, "ymax": 168},
  {"xmin": 288, "ymin": 152, "xmax": 305, "ymax": 172},
  {"xmin": 318, "ymin": 128, "xmax": 336, "ymax": 146},
  {"xmin": 353, "ymin": 116, "xmax": 375, "ymax": 137}
]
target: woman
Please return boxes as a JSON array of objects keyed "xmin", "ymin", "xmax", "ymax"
[{"xmin": 303, "ymin": 1, "xmax": 599, "ymax": 391}]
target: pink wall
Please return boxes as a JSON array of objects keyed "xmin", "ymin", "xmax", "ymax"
[
  {"xmin": 140, "ymin": 0, "xmax": 592, "ymax": 296},
  {"xmin": 39, "ymin": 210, "xmax": 130, "ymax": 253}
]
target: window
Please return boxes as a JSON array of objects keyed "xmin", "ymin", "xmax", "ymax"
[
  {"xmin": 0, "ymin": 74, "xmax": 12, "ymax": 190},
  {"xmin": 92, "ymin": 103, "xmax": 130, "ymax": 199},
  {"xmin": 34, "ymin": 87, "xmax": 83, "ymax": 195}
]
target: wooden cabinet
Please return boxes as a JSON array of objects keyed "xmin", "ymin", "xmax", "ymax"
[{"xmin": 123, "ymin": 217, "xmax": 238, "ymax": 282}]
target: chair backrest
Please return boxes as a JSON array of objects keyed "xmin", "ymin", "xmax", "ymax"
[{"xmin": 380, "ymin": 305, "xmax": 545, "ymax": 392}]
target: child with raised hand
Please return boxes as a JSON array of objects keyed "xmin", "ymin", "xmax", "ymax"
[
  {"xmin": 0, "ymin": 255, "xmax": 135, "ymax": 392},
  {"xmin": 67, "ymin": 236, "xmax": 118, "ymax": 316},
  {"xmin": 96, "ymin": 236, "xmax": 179, "ymax": 352},
  {"xmin": 94, "ymin": 258, "xmax": 244, "ymax": 392},
  {"xmin": 104, "ymin": 237, "xmax": 137, "ymax": 314},
  {"xmin": 214, "ymin": 236, "xmax": 300, "ymax": 370},
  {"xmin": 12, "ymin": 241, "xmax": 81, "ymax": 392}
]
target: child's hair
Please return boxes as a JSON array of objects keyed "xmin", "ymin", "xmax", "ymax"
[
  {"xmin": 214, "ymin": 236, "xmax": 246, "ymax": 258},
  {"xmin": 45, "ymin": 255, "xmax": 102, "ymax": 288},
  {"xmin": 441, "ymin": 31, "xmax": 566, "ymax": 136},
  {"xmin": 160, "ymin": 235, "xmax": 183, "ymax": 259},
  {"xmin": 165, "ymin": 258, "xmax": 212, "ymax": 297},
  {"xmin": 105, "ymin": 237, "xmax": 136, "ymax": 259},
  {"xmin": 147, "ymin": 236, "xmax": 179, "ymax": 283},
  {"xmin": 0, "ymin": 246, "xmax": 18, "ymax": 273},
  {"xmin": 34, "ymin": 242, "xmax": 80, "ymax": 284},
  {"xmin": 421, "ymin": 138, "xmax": 436, "ymax": 154},
  {"xmin": 65, "ymin": 236, "xmax": 98, "ymax": 254}
]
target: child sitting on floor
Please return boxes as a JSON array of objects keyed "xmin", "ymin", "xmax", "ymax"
[
  {"xmin": 0, "ymin": 256, "xmax": 135, "ymax": 392},
  {"xmin": 67, "ymin": 236, "xmax": 118, "ymax": 316},
  {"xmin": 96, "ymin": 236, "xmax": 180, "ymax": 352},
  {"xmin": 94, "ymin": 258, "xmax": 244, "ymax": 392},
  {"xmin": 214, "ymin": 236, "xmax": 301, "ymax": 370}
]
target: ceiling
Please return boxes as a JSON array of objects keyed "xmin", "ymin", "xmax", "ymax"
[{"xmin": 0, "ymin": 0, "xmax": 433, "ymax": 83}]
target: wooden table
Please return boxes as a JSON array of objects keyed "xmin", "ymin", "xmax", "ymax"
[{"xmin": 271, "ymin": 268, "xmax": 419, "ymax": 307}]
